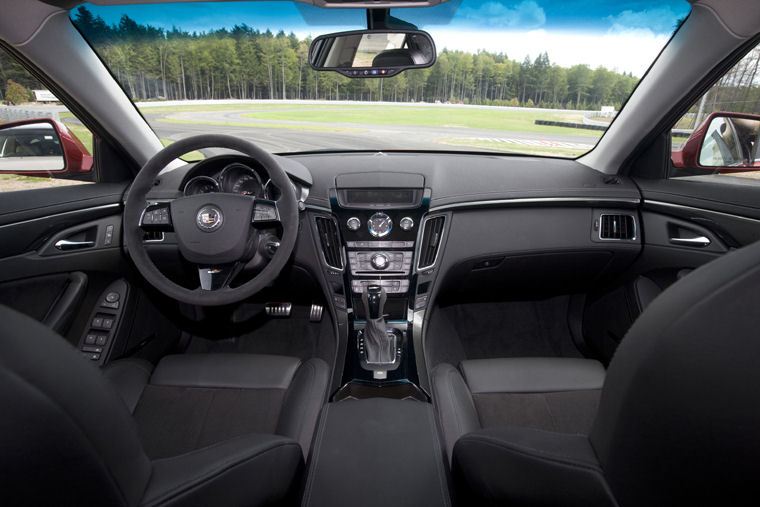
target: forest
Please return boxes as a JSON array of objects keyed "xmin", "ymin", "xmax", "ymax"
[
  {"xmin": 1, "ymin": 5, "xmax": 758, "ymax": 120},
  {"xmin": 63, "ymin": 6, "xmax": 639, "ymax": 109}
]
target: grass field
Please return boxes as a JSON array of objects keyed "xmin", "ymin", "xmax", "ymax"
[
  {"xmin": 240, "ymin": 105, "xmax": 598, "ymax": 136},
  {"xmin": 155, "ymin": 117, "xmax": 366, "ymax": 133},
  {"xmin": 0, "ymin": 174, "xmax": 90, "ymax": 192}
]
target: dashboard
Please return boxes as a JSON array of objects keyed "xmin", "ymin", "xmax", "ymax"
[{"xmin": 149, "ymin": 151, "xmax": 643, "ymax": 310}]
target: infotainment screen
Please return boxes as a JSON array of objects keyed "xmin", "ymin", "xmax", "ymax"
[{"xmin": 339, "ymin": 188, "xmax": 422, "ymax": 208}]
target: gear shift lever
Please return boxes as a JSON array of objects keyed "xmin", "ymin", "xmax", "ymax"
[
  {"xmin": 362, "ymin": 285, "xmax": 394, "ymax": 364},
  {"xmin": 365, "ymin": 285, "xmax": 386, "ymax": 319}
]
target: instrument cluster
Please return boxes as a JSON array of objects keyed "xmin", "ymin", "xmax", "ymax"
[{"xmin": 182, "ymin": 161, "xmax": 276, "ymax": 199}]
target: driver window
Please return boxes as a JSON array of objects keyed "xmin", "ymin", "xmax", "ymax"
[
  {"xmin": 670, "ymin": 42, "xmax": 760, "ymax": 182},
  {"xmin": 0, "ymin": 46, "xmax": 95, "ymax": 193}
]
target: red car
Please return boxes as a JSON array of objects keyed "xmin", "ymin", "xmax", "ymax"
[{"xmin": 0, "ymin": 118, "xmax": 92, "ymax": 177}]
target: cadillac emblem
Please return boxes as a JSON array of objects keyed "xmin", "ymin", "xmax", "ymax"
[{"xmin": 196, "ymin": 206, "xmax": 223, "ymax": 232}]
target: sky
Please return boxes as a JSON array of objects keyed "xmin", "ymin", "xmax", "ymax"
[{"xmin": 80, "ymin": 0, "xmax": 691, "ymax": 76}]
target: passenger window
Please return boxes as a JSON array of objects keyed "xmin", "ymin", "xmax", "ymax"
[
  {"xmin": 0, "ymin": 46, "xmax": 95, "ymax": 193},
  {"xmin": 670, "ymin": 42, "xmax": 760, "ymax": 183}
]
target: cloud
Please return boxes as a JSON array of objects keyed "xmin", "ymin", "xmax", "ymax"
[
  {"xmin": 428, "ymin": 27, "xmax": 670, "ymax": 77},
  {"xmin": 606, "ymin": 7, "xmax": 683, "ymax": 36},
  {"xmin": 456, "ymin": 0, "xmax": 546, "ymax": 29}
]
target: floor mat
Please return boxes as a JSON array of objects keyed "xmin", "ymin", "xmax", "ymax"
[
  {"xmin": 443, "ymin": 296, "xmax": 582, "ymax": 360},
  {"xmin": 185, "ymin": 304, "xmax": 332, "ymax": 362}
]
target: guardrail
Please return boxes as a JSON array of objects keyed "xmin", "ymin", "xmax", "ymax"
[
  {"xmin": 536, "ymin": 119, "xmax": 693, "ymax": 138},
  {"xmin": 0, "ymin": 106, "xmax": 60, "ymax": 123}
]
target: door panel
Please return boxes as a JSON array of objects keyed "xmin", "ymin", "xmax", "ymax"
[
  {"xmin": 636, "ymin": 178, "xmax": 760, "ymax": 248},
  {"xmin": 0, "ymin": 272, "xmax": 87, "ymax": 335},
  {"xmin": 0, "ymin": 183, "xmax": 128, "ymax": 339}
]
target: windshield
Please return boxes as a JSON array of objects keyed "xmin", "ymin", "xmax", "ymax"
[{"xmin": 72, "ymin": 0, "xmax": 690, "ymax": 158}]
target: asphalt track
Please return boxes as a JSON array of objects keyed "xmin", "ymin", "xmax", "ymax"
[{"xmin": 142, "ymin": 105, "xmax": 600, "ymax": 156}]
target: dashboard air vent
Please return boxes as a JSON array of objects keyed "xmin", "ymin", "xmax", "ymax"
[
  {"xmin": 600, "ymin": 214, "xmax": 635, "ymax": 240},
  {"xmin": 418, "ymin": 216, "xmax": 445, "ymax": 270},
  {"xmin": 315, "ymin": 216, "xmax": 343, "ymax": 270}
]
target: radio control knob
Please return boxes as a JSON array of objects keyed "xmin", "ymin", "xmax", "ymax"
[
  {"xmin": 371, "ymin": 253, "xmax": 389, "ymax": 270},
  {"xmin": 347, "ymin": 217, "xmax": 361, "ymax": 231},
  {"xmin": 400, "ymin": 216, "xmax": 414, "ymax": 231}
]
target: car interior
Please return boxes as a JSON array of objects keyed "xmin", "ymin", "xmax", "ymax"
[{"xmin": 1, "ymin": 0, "xmax": 760, "ymax": 506}]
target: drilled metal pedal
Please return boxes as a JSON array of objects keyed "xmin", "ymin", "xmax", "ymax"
[
  {"xmin": 265, "ymin": 303, "xmax": 292, "ymax": 318},
  {"xmin": 309, "ymin": 304, "xmax": 324, "ymax": 322}
]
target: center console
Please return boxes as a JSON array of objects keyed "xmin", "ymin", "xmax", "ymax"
[{"xmin": 311, "ymin": 172, "xmax": 432, "ymax": 385}]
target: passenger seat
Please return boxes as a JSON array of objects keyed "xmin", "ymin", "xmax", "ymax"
[{"xmin": 432, "ymin": 357, "xmax": 605, "ymax": 460}]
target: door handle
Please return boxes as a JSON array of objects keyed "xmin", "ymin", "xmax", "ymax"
[
  {"xmin": 55, "ymin": 239, "xmax": 95, "ymax": 251},
  {"xmin": 670, "ymin": 236, "xmax": 711, "ymax": 247}
]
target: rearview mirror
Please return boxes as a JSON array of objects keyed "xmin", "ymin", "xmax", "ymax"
[
  {"xmin": 309, "ymin": 29, "xmax": 436, "ymax": 78},
  {"xmin": 672, "ymin": 112, "xmax": 760, "ymax": 173},
  {"xmin": 0, "ymin": 119, "xmax": 92, "ymax": 177}
]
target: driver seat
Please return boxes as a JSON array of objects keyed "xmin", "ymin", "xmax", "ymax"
[{"xmin": 0, "ymin": 304, "xmax": 329, "ymax": 506}]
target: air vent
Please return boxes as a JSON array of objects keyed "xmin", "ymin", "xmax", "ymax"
[
  {"xmin": 315, "ymin": 216, "xmax": 343, "ymax": 270},
  {"xmin": 599, "ymin": 214, "xmax": 635, "ymax": 240},
  {"xmin": 418, "ymin": 216, "xmax": 445, "ymax": 270}
]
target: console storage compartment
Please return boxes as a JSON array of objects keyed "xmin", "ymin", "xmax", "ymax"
[{"xmin": 302, "ymin": 398, "xmax": 450, "ymax": 507}]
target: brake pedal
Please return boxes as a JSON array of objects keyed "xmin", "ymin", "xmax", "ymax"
[
  {"xmin": 309, "ymin": 304, "xmax": 324, "ymax": 322},
  {"xmin": 265, "ymin": 303, "xmax": 292, "ymax": 318}
]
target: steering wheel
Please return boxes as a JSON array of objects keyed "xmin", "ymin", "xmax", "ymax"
[{"xmin": 124, "ymin": 135, "xmax": 298, "ymax": 306}]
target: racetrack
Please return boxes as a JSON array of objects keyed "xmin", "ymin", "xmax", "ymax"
[{"xmin": 140, "ymin": 101, "xmax": 601, "ymax": 157}]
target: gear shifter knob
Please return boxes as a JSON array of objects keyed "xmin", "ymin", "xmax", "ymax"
[{"xmin": 363, "ymin": 285, "xmax": 386, "ymax": 319}]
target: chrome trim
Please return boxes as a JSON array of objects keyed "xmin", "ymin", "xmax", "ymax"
[
  {"xmin": 183, "ymin": 175, "xmax": 220, "ymax": 196},
  {"xmin": 347, "ymin": 216, "xmax": 361, "ymax": 231},
  {"xmin": 0, "ymin": 203, "xmax": 121, "ymax": 229},
  {"xmin": 429, "ymin": 196, "xmax": 641, "ymax": 212},
  {"xmin": 644, "ymin": 200, "xmax": 760, "ymax": 224},
  {"xmin": 416, "ymin": 214, "xmax": 446, "ymax": 271},
  {"xmin": 312, "ymin": 214, "xmax": 345, "ymax": 272},
  {"xmin": 598, "ymin": 213, "xmax": 637, "ymax": 241},
  {"xmin": 143, "ymin": 232, "xmax": 165, "ymax": 243},
  {"xmin": 55, "ymin": 239, "xmax": 95, "ymax": 250},
  {"xmin": 219, "ymin": 162, "xmax": 261, "ymax": 194},
  {"xmin": 670, "ymin": 236, "xmax": 711, "ymax": 247},
  {"xmin": 368, "ymin": 212, "xmax": 393, "ymax": 238}
]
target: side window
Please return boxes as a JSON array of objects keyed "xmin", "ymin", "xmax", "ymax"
[
  {"xmin": 670, "ymin": 43, "xmax": 760, "ymax": 182},
  {"xmin": 0, "ymin": 46, "xmax": 95, "ymax": 192}
]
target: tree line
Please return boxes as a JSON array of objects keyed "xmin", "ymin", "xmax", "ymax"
[
  {"xmin": 66, "ymin": 6, "xmax": 639, "ymax": 109},
  {"xmin": 3, "ymin": 6, "xmax": 757, "ymax": 115}
]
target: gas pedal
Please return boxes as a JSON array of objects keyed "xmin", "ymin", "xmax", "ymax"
[
  {"xmin": 309, "ymin": 304, "xmax": 324, "ymax": 322},
  {"xmin": 265, "ymin": 303, "xmax": 292, "ymax": 318}
]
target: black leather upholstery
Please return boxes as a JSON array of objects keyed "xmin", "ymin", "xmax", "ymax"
[
  {"xmin": 303, "ymin": 398, "xmax": 450, "ymax": 507},
  {"xmin": 590, "ymin": 239, "xmax": 760, "ymax": 506},
  {"xmin": 0, "ymin": 304, "xmax": 329, "ymax": 506},
  {"xmin": 453, "ymin": 427, "xmax": 616, "ymax": 507},
  {"xmin": 460, "ymin": 357, "xmax": 605, "ymax": 393},
  {"xmin": 114, "ymin": 353, "xmax": 329, "ymax": 460},
  {"xmin": 433, "ymin": 358, "xmax": 604, "ymax": 460},
  {"xmin": 444, "ymin": 239, "xmax": 760, "ymax": 506}
]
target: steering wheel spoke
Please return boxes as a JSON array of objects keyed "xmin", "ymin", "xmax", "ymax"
[
  {"xmin": 198, "ymin": 263, "xmax": 243, "ymax": 291},
  {"xmin": 252, "ymin": 198, "xmax": 281, "ymax": 225},
  {"xmin": 139, "ymin": 202, "xmax": 174, "ymax": 232}
]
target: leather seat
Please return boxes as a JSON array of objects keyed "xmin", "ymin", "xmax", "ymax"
[
  {"xmin": 432, "ymin": 357, "xmax": 605, "ymax": 459},
  {"xmin": 435, "ymin": 239, "xmax": 760, "ymax": 506},
  {"xmin": 0, "ymin": 304, "xmax": 329, "ymax": 506}
]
